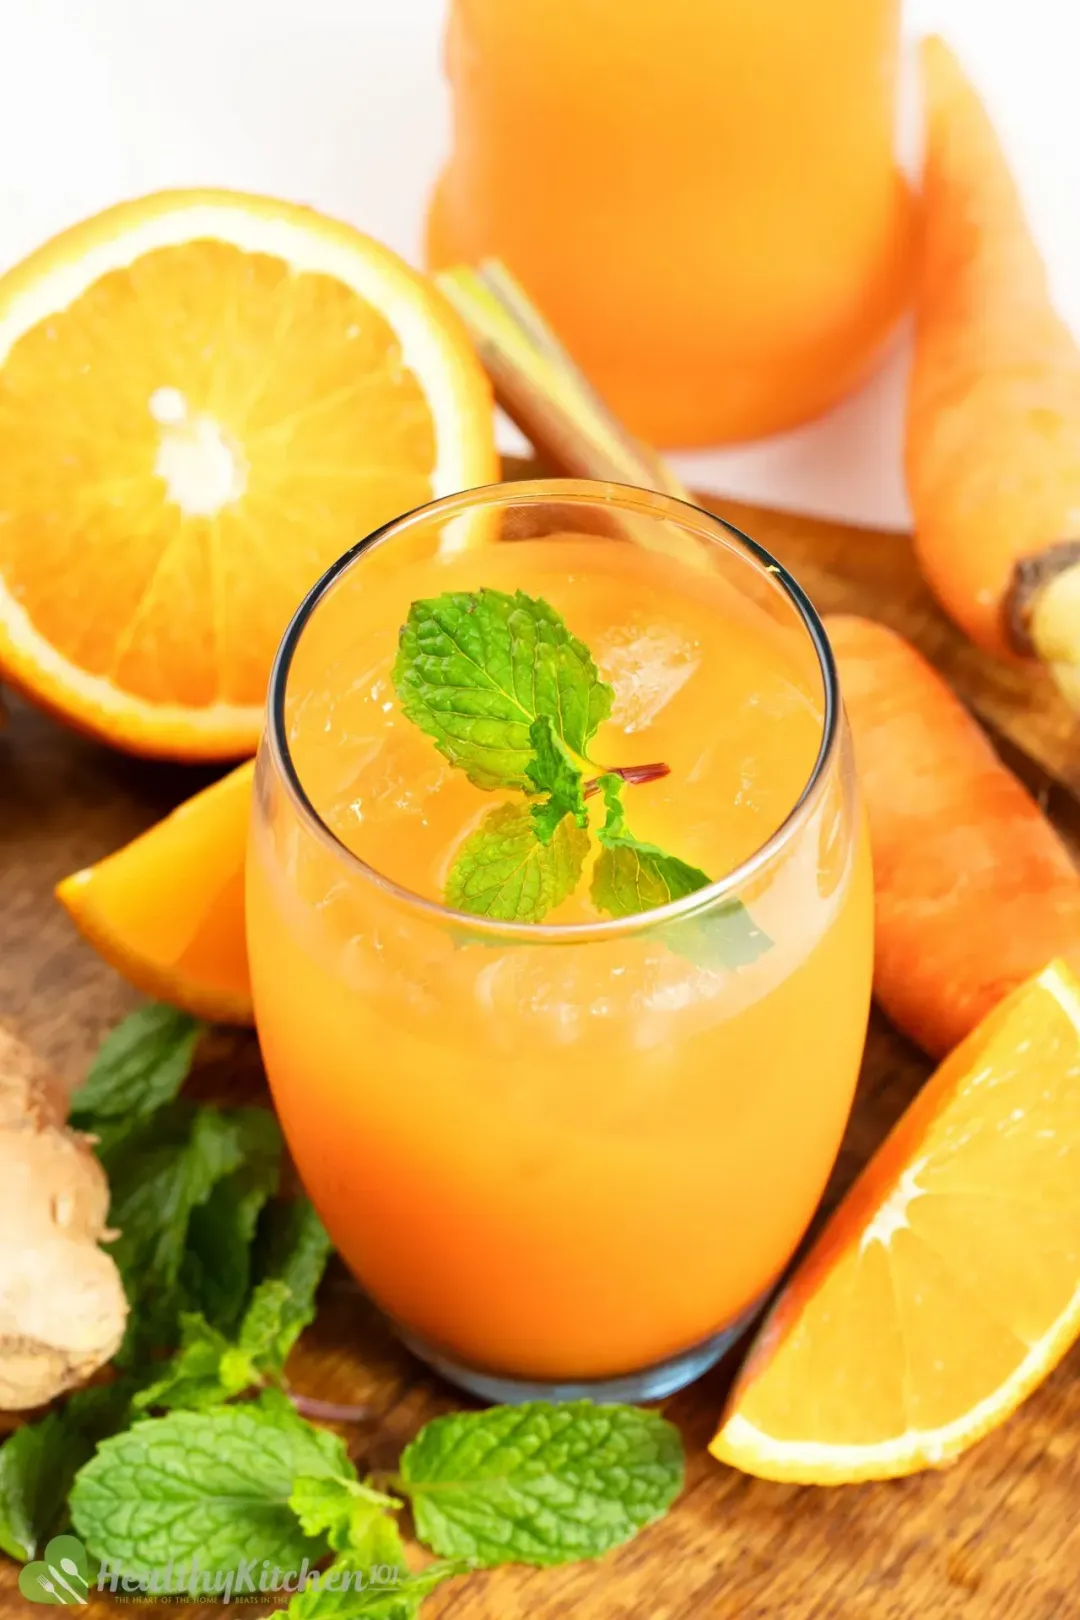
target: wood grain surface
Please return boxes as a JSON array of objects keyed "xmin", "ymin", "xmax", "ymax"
[{"xmin": 3, "ymin": 490, "xmax": 1079, "ymax": 1620}]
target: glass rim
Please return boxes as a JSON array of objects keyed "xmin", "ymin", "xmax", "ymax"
[{"xmin": 265, "ymin": 477, "xmax": 842, "ymax": 944}]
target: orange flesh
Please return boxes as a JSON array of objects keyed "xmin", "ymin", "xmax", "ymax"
[
  {"xmin": 247, "ymin": 534, "xmax": 874, "ymax": 1380},
  {"xmin": 57, "ymin": 761, "xmax": 254, "ymax": 1023},
  {"xmin": 713, "ymin": 962, "xmax": 1080, "ymax": 1481},
  {"xmin": 0, "ymin": 241, "xmax": 435, "ymax": 711}
]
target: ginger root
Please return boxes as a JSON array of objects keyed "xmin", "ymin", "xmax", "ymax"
[{"xmin": 0, "ymin": 1026, "xmax": 127, "ymax": 1410}]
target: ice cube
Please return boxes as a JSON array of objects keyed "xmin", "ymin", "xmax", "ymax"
[{"xmin": 597, "ymin": 621, "xmax": 700, "ymax": 733}]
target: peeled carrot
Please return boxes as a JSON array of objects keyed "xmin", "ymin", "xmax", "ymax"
[
  {"xmin": 908, "ymin": 38, "xmax": 1080, "ymax": 707},
  {"xmin": 827, "ymin": 614, "xmax": 1080, "ymax": 1057}
]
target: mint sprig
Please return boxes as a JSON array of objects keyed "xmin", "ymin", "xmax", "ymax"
[
  {"xmin": 591, "ymin": 773, "xmax": 712, "ymax": 911},
  {"xmin": 134, "ymin": 1198, "xmax": 333, "ymax": 1412},
  {"xmin": 394, "ymin": 587, "xmax": 771, "ymax": 953},
  {"xmin": 593, "ymin": 775, "xmax": 773, "ymax": 968},
  {"xmin": 526, "ymin": 715, "xmax": 588, "ymax": 841},
  {"xmin": 445, "ymin": 801, "xmax": 589, "ymax": 922},
  {"xmin": 393, "ymin": 588, "xmax": 613, "ymax": 792}
]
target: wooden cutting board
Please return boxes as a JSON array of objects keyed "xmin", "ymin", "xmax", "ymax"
[{"xmin": 3, "ymin": 488, "xmax": 1080, "ymax": 1620}]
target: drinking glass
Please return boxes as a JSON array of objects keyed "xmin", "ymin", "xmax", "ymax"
[{"xmin": 247, "ymin": 480, "xmax": 873, "ymax": 1402}]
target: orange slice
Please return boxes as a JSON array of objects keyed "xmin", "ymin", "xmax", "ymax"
[
  {"xmin": 712, "ymin": 960, "xmax": 1080, "ymax": 1482},
  {"xmin": 0, "ymin": 190, "xmax": 497, "ymax": 760},
  {"xmin": 56, "ymin": 761, "xmax": 254, "ymax": 1023}
]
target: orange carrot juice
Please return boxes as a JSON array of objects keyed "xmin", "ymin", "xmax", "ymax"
[
  {"xmin": 427, "ymin": 0, "xmax": 914, "ymax": 447},
  {"xmin": 247, "ymin": 483, "xmax": 872, "ymax": 1398}
]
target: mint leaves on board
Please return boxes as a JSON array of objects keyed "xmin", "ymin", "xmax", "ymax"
[
  {"xmin": 69, "ymin": 1004, "xmax": 204, "ymax": 1130},
  {"xmin": 398, "ymin": 1401, "xmax": 685, "ymax": 1569},
  {"xmin": 69, "ymin": 1393, "xmax": 348, "ymax": 1581},
  {"xmin": 0, "ymin": 1380, "xmax": 137, "ymax": 1562},
  {"xmin": 394, "ymin": 586, "xmax": 771, "ymax": 960},
  {"xmin": 104, "ymin": 1103, "xmax": 283, "ymax": 1364},
  {"xmin": 67, "ymin": 1392, "xmax": 683, "ymax": 1606}
]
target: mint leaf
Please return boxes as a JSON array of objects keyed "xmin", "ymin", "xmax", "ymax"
[
  {"xmin": 69, "ymin": 1004, "xmax": 202, "ymax": 1128},
  {"xmin": 288, "ymin": 1554, "xmax": 465, "ymax": 1620},
  {"xmin": 0, "ymin": 1383, "xmax": 136, "ymax": 1560},
  {"xmin": 182, "ymin": 1114, "xmax": 283, "ymax": 1332},
  {"xmin": 393, "ymin": 589, "xmax": 613, "ymax": 791},
  {"xmin": 103, "ymin": 1104, "xmax": 280, "ymax": 1362},
  {"xmin": 526, "ymin": 716, "xmax": 587, "ymax": 842},
  {"xmin": 132, "ymin": 1200, "xmax": 331, "ymax": 1410},
  {"xmin": 0, "ymin": 1418, "xmax": 64, "ymax": 1561},
  {"xmin": 400, "ymin": 1401, "xmax": 684, "ymax": 1568},
  {"xmin": 591, "ymin": 776, "xmax": 771, "ymax": 969},
  {"xmin": 254, "ymin": 1198, "xmax": 334, "ymax": 1351},
  {"xmin": 289, "ymin": 1476, "xmax": 402, "ymax": 1554},
  {"xmin": 592, "ymin": 774, "xmax": 712, "ymax": 911},
  {"xmin": 446, "ymin": 801, "xmax": 589, "ymax": 922},
  {"xmin": 70, "ymin": 1394, "xmax": 351, "ymax": 1588},
  {"xmin": 132, "ymin": 1313, "xmax": 241, "ymax": 1412}
]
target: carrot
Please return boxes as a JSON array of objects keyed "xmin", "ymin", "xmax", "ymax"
[
  {"xmin": 827, "ymin": 613, "xmax": 1080, "ymax": 1057},
  {"xmin": 907, "ymin": 37, "xmax": 1080, "ymax": 708}
]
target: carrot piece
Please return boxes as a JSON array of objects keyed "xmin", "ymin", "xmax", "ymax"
[
  {"xmin": 907, "ymin": 37, "xmax": 1080, "ymax": 704},
  {"xmin": 827, "ymin": 613, "xmax": 1080, "ymax": 1057}
]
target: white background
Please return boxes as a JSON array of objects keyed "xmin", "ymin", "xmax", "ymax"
[{"xmin": 0, "ymin": 0, "xmax": 1076, "ymax": 530}]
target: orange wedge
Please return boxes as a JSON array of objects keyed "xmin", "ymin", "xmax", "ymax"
[
  {"xmin": 712, "ymin": 960, "xmax": 1080, "ymax": 1482},
  {"xmin": 57, "ymin": 761, "xmax": 254, "ymax": 1023},
  {"xmin": 0, "ymin": 190, "xmax": 497, "ymax": 760}
]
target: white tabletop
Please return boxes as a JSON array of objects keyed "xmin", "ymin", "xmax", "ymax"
[{"xmin": 1, "ymin": 0, "xmax": 1075, "ymax": 531}]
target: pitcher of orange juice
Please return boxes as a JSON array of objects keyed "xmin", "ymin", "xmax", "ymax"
[{"xmin": 427, "ymin": 0, "xmax": 914, "ymax": 447}]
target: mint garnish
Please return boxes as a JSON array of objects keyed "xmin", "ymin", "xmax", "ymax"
[
  {"xmin": 394, "ymin": 587, "xmax": 771, "ymax": 953},
  {"xmin": 591, "ymin": 773, "xmax": 712, "ymax": 911},
  {"xmin": 525, "ymin": 715, "xmax": 588, "ymax": 841},
  {"xmin": 398, "ymin": 1401, "xmax": 684, "ymax": 1568},
  {"xmin": 445, "ymin": 801, "xmax": 589, "ymax": 922},
  {"xmin": 393, "ymin": 588, "xmax": 613, "ymax": 791},
  {"xmin": 593, "ymin": 775, "xmax": 773, "ymax": 967}
]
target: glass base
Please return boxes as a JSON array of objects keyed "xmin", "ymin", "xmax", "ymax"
[{"xmin": 399, "ymin": 1301, "xmax": 762, "ymax": 1405}]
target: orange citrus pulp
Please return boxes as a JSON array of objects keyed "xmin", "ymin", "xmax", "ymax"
[
  {"xmin": 57, "ymin": 761, "xmax": 254, "ymax": 1023},
  {"xmin": 0, "ymin": 190, "xmax": 497, "ymax": 759},
  {"xmin": 712, "ymin": 960, "xmax": 1080, "ymax": 1481}
]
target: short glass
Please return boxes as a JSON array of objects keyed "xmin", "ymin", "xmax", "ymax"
[{"xmin": 247, "ymin": 480, "xmax": 873, "ymax": 1403}]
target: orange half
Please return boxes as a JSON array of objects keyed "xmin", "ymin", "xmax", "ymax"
[
  {"xmin": 712, "ymin": 960, "xmax": 1080, "ymax": 1482},
  {"xmin": 0, "ymin": 190, "xmax": 497, "ymax": 759},
  {"xmin": 57, "ymin": 761, "xmax": 254, "ymax": 1023}
]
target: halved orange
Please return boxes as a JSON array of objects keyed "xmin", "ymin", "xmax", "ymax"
[
  {"xmin": 57, "ymin": 761, "xmax": 254, "ymax": 1023},
  {"xmin": 0, "ymin": 190, "xmax": 497, "ymax": 759},
  {"xmin": 712, "ymin": 960, "xmax": 1080, "ymax": 1482}
]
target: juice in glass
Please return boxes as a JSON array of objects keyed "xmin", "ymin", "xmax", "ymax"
[
  {"xmin": 427, "ymin": 0, "xmax": 914, "ymax": 447},
  {"xmin": 247, "ymin": 481, "xmax": 873, "ymax": 1399}
]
